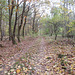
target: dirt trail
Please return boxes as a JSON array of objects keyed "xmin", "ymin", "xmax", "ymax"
[
  {"xmin": 30, "ymin": 38, "xmax": 47, "ymax": 74},
  {"xmin": 0, "ymin": 37, "xmax": 74, "ymax": 75}
]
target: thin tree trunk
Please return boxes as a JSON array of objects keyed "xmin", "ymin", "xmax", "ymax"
[
  {"xmin": 8, "ymin": 0, "xmax": 14, "ymax": 41},
  {"xmin": 22, "ymin": 17, "xmax": 26, "ymax": 37},
  {"xmin": 17, "ymin": 1, "xmax": 26, "ymax": 42},
  {"xmin": 55, "ymin": 34, "xmax": 57, "ymax": 40},
  {"xmin": 32, "ymin": 12, "xmax": 36, "ymax": 34},
  {"xmin": 17, "ymin": 26, "xmax": 21, "ymax": 42},
  {"xmin": 8, "ymin": 0, "xmax": 11, "ymax": 40},
  {"xmin": 0, "ymin": 8, "xmax": 2, "ymax": 41},
  {"xmin": 54, "ymin": 24, "xmax": 57, "ymax": 40},
  {"xmin": 12, "ymin": 0, "xmax": 19, "ymax": 44},
  {"xmin": 22, "ymin": 6, "xmax": 29, "ymax": 37}
]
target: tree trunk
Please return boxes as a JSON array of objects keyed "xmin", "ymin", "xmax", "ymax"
[
  {"xmin": 51, "ymin": 32, "xmax": 53, "ymax": 36},
  {"xmin": 17, "ymin": 26, "xmax": 21, "ymax": 42},
  {"xmin": 22, "ymin": 5, "xmax": 29, "ymax": 37},
  {"xmin": 8, "ymin": 0, "xmax": 11, "ymax": 40},
  {"xmin": 17, "ymin": 1, "xmax": 26, "ymax": 42},
  {"xmin": 35, "ymin": 22, "xmax": 38, "ymax": 33},
  {"xmin": 25, "ymin": 28, "xmax": 27, "ymax": 35},
  {"xmin": 54, "ymin": 24, "xmax": 58, "ymax": 40},
  {"xmin": 32, "ymin": 8, "xmax": 36, "ymax": 34},
  {"xmin": 50, "ymin": 25, "xmax": 53, "ymax": 36},
  {"xmin": 0, "ymin": 8, "xmax": 2, "ymax": 41},
  {"xmin": 22, "ymin": 17, "xmax": 26, "ymax": 37},
  {"xmin": 32, "ymin": 15, "xmax": 35, "ymax": 34},
  {"xmin": 12, "ymin": 0, "xmax": 19, "ymax": 44},
  {"xmin": 55, "ymin": 34, "xmax": 57, "ymax": 40},
  {"xmin": 8, "ymin": 0, "xmax": 14, "ymax": 41}
]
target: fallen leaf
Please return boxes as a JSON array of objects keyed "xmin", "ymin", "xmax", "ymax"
[{"xmin": 16, "ymin": 69, "xmax": 21, "ymax": 74}]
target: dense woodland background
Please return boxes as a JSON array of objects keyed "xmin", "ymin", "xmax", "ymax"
[
  {"xmin": 0, "ymin": 0, "xmax": 75, "ymax": 44},
  {"xmin": 0, "ymin": 0, "xmax": 75, "ymax": 75}
]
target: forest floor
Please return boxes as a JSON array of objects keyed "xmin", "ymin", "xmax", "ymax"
[{"xmin": 0, "ymin": 36, "xmax": 75, "ymax": 75}]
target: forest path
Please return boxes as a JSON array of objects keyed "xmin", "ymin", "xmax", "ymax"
[
  {"xmin": 2, "ymin": 37, "xmax": 49, "ymax": 75},
  {"xmin": 0, "ymin": 37, "xmax": 75, "ymax": 75},
  {"xmin": 30, "ymin": 37, "xmax": 47, "ymax": 74}
]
